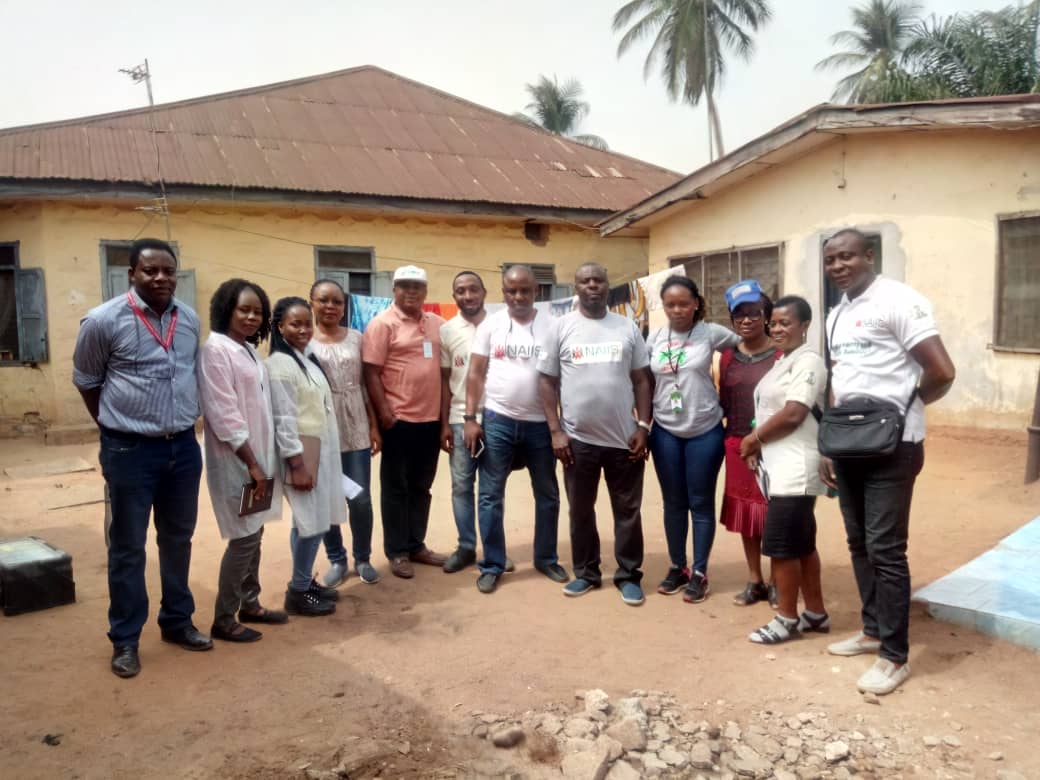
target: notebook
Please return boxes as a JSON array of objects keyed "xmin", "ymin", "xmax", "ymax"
[{"xmin": 238, "ymin": 478, "xmax": 275, "ymax": 517}]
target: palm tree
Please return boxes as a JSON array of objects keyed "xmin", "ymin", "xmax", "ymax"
[
  {"xmin": 612, "ymin": 0, "xmax": 773, "ymax": 161},
  {"xmin": 514, "ymin": 75, "xmax": 608, "ymax": 150},
  {"xmin": 815, "ymin": 0, "xmax": 923, "ymax": 104}
]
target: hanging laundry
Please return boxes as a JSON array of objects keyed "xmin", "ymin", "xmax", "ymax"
[{"xmin": 349, "ymin": 295, "xmax": 392, "ymax": 333}]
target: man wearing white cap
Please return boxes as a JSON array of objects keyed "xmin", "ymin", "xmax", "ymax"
[{"xmin": 363, "ymin": 265, "xmax": 448, "ymax": 578}]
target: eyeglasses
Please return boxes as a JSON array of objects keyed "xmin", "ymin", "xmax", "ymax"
[{"xmin": 732, "ymin": 311, "xmax": 764, "ymax": 322}]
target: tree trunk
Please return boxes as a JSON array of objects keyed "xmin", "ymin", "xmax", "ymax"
[{"xmin": 708, "ymin": 91, "xmax": 725, "ymax": 158}]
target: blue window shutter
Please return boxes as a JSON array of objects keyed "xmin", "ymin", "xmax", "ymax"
[
  {"xmin": 16, "ymin": 268, "xmax": 47, "ymax": 363},
  {"xmin": 371, "ymin": 271, "xmax": 392, "ymax": 298},
  {"xmin": 175, "ymin": 269, "xmax": 196, "ymax": 312}
]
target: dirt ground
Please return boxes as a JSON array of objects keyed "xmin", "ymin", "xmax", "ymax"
[{"xmin": 0, "ymin": 426, "xmax": 1038, "ymax": 779}]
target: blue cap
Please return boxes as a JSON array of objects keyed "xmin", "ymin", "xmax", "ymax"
[{"xmin": 725, "ymin": 279, "xmax": 765, "ymax": 312}]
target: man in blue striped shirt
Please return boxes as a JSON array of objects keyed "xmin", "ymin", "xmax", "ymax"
[{"xmin": 73, "ymin": 238, "xmax": 212, "ymax": 678}]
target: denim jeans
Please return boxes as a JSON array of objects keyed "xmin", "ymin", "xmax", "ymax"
[
  {"xmin": 649, "ymin": 422, "xmax": 725, "ymax": 575},
  {"xmin": 834, "ymin": 441, "xmax": 924, "ymax": 665},
  {"xmin": 563, "ymin": 438, "xmax": 644, "ymax": 588},
  {"xmin": 477, "ymin": 410, "xmax": 560, "ymax": 576},
  {"xmin": 449, "ymin": 423, "xmax": 479, "ymax": 552},
  {"xmin": 323, "ymin": 448, "xmax": 375, "ymax": 565},
  {"xmin": 379, "ymin": 420, "xmax": 441, "ymax": 559},
  {"xmin": 98, "ymin": 427, "xmax": 202, "ymax": 649},
  {"xmin": 289, "ymin": 526, "xmax": 324, "ymax": 592}
]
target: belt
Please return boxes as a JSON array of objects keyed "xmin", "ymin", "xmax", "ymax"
[{"xmin": 100, "ymin": 425, "xmax": 195, "ymax": 441}]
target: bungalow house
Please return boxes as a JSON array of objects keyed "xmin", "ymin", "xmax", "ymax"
[
  {"xmin": 599, "ymin": 95, "xmax": 1040, "ymax": 430},
  {"xmin": 0, "ymin": 66, "xmax": 679, "ymax": 433}
]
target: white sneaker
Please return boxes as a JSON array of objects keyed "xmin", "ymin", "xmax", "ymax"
[
  {"xmin": 827, "ymin": 632, "xmax": 882, "ymax": 656},
  {"xmin": 321, "ymin": 562, "xmax": 348, "ymax": 588},
  {"xmin": 857, "ymin": 658, "xmax": 910, "ymax": 695}
]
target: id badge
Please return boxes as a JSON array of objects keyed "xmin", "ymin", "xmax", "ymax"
[
  {"xmin": 669, "ymin": 388, "xmax": 683, "ymax": 414},
  {"xmin": 422, "ymin": 340, "xmax": 433, "ymax": 359}
]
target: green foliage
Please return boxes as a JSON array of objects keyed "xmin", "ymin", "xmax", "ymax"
[{"xmin": 515, "ymin": 75, "xmax": 609, "ymax": 150}]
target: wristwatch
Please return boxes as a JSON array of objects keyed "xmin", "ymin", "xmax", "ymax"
[
  {"xmin": 637, "ymin": 420, "xmax": 652, "ymax": 432},
  {"xmin": 463, "ymin": 414, "xmax": 478, "ymax": 422}
]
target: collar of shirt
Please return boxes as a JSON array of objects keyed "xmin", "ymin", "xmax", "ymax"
[
  {"xmin": 128, "ymin": 286, "xmax": 179, "ymax": 318},
  {"xmin": 391, "ymin": 303, "xmax": 432, "ymax": 333}
]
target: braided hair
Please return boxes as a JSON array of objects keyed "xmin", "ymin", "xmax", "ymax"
[{"xmin": 269, "ymin": 296, "xmax": 328, "ymax": 381}]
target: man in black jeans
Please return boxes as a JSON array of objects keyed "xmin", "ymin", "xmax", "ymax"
[{"xmin": 820, "ymin": 228, "xmax": 955, "ymax": 696}]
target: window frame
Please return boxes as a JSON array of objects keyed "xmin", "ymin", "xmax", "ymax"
[
  {"xmin": 0, "ymin": 241, "xmax": 48, "ymax": 365},
  {"xmin": 99, "ymin": 239, "xmax": 193, "ymax": 310},
  {"xmin": 0, "ymin": 241, "xmax": 22, "ymax": 364},
  {"xmin": 992, "ymin": 211, "xmax": 1040, "ymax": 353},
  {"xmin": 313, "ymin": 245, "xmax": 376, "ymax": 297},
  {"xmin": 667, "ymin": 241, "xmax": 784, "ymax": 326}
]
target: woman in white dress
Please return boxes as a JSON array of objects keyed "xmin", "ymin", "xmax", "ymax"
[
  {"xmin": 267, "ymin": 297, "xmax": 346, "ymax": 617},
  {"xmin": 198, "ymin": 279, "xmax": 285, "ymax": 642}
]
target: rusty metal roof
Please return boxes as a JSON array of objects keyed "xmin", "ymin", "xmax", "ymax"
[{"xmin": 0, "ymin": 66, "xmax": 680, "ymax": 213}]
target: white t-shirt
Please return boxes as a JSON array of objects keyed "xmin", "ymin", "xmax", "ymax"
[
  {"xmin": 826, "ymin": 276, "xmax": 938, "ymax": 443},
  {"xmin": 439, "ymin": 314, "xmax": 482, "ymax": 425},
  {"xmin": 646, "ymin": 321, "xmax": 739, "ymax": 438},
  {"xmin": 754, "ymin": 345, "xmax": 827, "ymax": 497},
  {"xmin": 537, "ymin": 311, "xmax": 651, "ymax": 449},
  {"xmin": 470, "ymin": 309, "xmax": 551, "ymax": 422}
]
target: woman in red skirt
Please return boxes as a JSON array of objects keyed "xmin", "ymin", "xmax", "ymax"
[{"xmin": 718, "ymin": 280, "xmax": 781, "ymax": 607}]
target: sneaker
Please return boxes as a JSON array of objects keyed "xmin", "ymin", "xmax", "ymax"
[
  {"xmin": 798, "ymin": 611, "xmax": 831, "ymax": 634},
  {"xmin": 535, "ymin": 563, "xmax": 570, "ymax": 583},
  {"xmin": 682, "ymin": 571, "xmax": 710, "ymax": 603},
  {"xmin": 658, "ymin": 566, "xmax": 691, "ymax": 595},
  {"xmin": 442, "ymin": 547, "xmax": 476, "ymax": 573},
  {"xmin": 476, "ymin": 572, "xmax": 499, "ymax": 594},
  {"xmin": 308, "ymin": 579, "xmax": 339, "ymax": 602},
  {"xmin": 355, "ymin": 561, "xmax": 380, "ymax": 584},
  {"xmin": 620, "ymin": 581, "xmax": 645, "ymax": 606},
  {"xmin": 284, "ymin": 588, "xmax": 335, "ymax": 617},
  {"xmin": 563, "ymin": 578, "xmax": 596, "ymax": 597},
  {"xmin": 857, "ymin": 658, "xmax": 910, "ymax": 695},
  {"xmin": 828, "ymin": 632, "xmax": 881, "ymax": 656},
  {"xmin": 504, "ymin": 557, "xmax": 516, "ymax": 573},
  {"xmin": 322, "ymin": 562, "xmax": 348, "ymax": 588}
]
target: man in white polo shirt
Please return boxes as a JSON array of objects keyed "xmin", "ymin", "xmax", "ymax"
[
  {"xmin": 463, "ymin": 265, "xmax": 568, "ymax": 594},
  {"xmin": 820, "ymin": 228, "xmax": 955, "ymax": 696}
]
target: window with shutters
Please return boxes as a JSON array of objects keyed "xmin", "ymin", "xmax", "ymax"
[
  {"xmin": 501, "ymin": 263, "xmax": 570, "ymax": 301},
  {"xmin": 995, "ymin": 215, "xmax": 1040, "ymax": 350},
  {"xmin": 669, "ymin": 243, "xmax": 782, "ymax": 326},
  {"xmin": 314, "ymin": 246, "xmax": 375, "ymax": 296},
  {"xmin": 99, "ymin": 240, "xmax": 195, "ymax": 311},
  {"xmin": 0, "ymin": 242, "xmax": 48, "ymax": 364}
]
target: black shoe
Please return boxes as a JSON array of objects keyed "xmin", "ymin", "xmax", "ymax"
[
  {"xmin": 285, "ymin": 588, "xmax": 336, "ymax": 616},
  {"xmin": 443, "ymin": 547, "xmax": 477, "ymax": 573},
  {"xmin": 111, "ymin": 646, "xmax": 140, "ymax": 678},
  {"xmin": 657, "ymin": 566, "xmax": 691, "ymax": 595},
  {"xmin": 308, "ymin": 578, "xmax": 339, "ymax": 602},
  {"xmin": 210, "ymin": 622, "xmax": 263, "ymax": 643},
  {"xmin": 682, "ymin": 571, "xmax": 711, "ymax": 604},
  {"xmin": 535, "ymin": 563, "xmax": 570, "ymax": 583},
  {"xmin": 476, "ymin": 572, "xmax": 499, "ymax": 594},
  {"xmin": 160, "ymin": 626, "xmax": 214, "ymax": 651}
]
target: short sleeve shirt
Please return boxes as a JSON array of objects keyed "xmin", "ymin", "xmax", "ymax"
[
  {"xmin": 471, "ymin": 309, "xmax": 551, "ymax": 422},
  {"xmin": 646, "ymin": 321, "xmax": 739, "ymax": 438},
  {"xmin": 362, "ymin": 304, "xmax": 444, "ymax": 423},
  {"xmin": 440, "ymin": 314, "xmax": 481, "ymax": 425},
  {"xmin": 537, "ymin": 311, "xmax": 650, "ymax": 449},
  {"xmin": 826, "ymin": 277, "xmax": 938, "ymax": 442},
  {"xmin": 754, "ymin": 345, "xmax": 827, "ymax": 496}
]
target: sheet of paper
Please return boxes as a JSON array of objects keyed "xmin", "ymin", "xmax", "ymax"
[{"xmin": 341, "ymin": 473, "xmax": 364, "ymax": 500}]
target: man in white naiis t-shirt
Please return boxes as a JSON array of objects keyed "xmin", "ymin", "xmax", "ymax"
[
  {"xmin": 538, "ymin": 263, "xmax": 654, "ymax": 607},
  {"xmin": 820, "ymin": 228, "xmax": 955, "ymax": 696}
]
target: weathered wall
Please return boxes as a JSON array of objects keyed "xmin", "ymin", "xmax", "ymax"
[
  {"xmin": 646, "ymin": 128, "xmax": 1040, "ymax": 429},
  {"xmin": 0, "ymin": 200, "xmax": 648, "ymax": 426}
]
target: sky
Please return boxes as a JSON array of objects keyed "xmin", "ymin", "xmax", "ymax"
[{"xmin": 0, "ymin": 0, "xmax": 1018, "ymax": 174}]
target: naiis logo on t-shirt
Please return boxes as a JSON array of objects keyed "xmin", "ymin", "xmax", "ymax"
[
  {"xmin": 454, "ymin": 355, "xmax": 466, "ymax": 368},
  {"xmin": 493, "ymin": 342, "xmax": 540, "ymax": 360},
  {"xmin": 571, "ymin": 342, "xmax": 623, "ymax": 364},
  {"xmin": 855, "ymin": 317, "xmax": 884, "ymax": 329}
]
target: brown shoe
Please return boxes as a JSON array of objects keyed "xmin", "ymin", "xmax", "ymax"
[
  {"xmin": 409, "ymin": 546, "xmax": 448, "ymax": 567},
  {"xmin": 390, "ymin": 556, "xmax": 414, "ymax": 579}
]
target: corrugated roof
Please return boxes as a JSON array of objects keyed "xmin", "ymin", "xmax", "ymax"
[{"xmin": 0, "ymin": 65, "xmax": 680, "ymax": 213}]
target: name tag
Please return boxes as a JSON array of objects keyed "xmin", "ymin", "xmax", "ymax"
[{"xmin": 422, "ymin": 340, "xmax": 433, "ymax": 359}]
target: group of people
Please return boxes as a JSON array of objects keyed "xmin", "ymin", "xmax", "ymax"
[{"xmin": 73, "ymin": 229, "xmax": 954, "ymax": 698}]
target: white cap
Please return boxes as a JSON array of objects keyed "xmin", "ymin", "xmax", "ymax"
[{"xmin": 392, "ymin": 265, "xmax": 428, "ymax": 284}]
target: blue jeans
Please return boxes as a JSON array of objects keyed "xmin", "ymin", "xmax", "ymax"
[
  {"xmin": 289, "ymin": 526, "xmax": 324, "ymax": 592},
  {"xmin": 323, "ymin": 448, "xmax": 374, "ymax": 565},
  {"xmin": 98, "ymin": 427, "xmax": 202, "ymax": 649},
  {"xmin": 449, "ymin": 423, "xmax": 479, "ymax": 551},
  {"xmin": 477, "ymin": 411, "xmax": 560, "ymax": 576},
  {"xmin": 649, "ymin": 422, "xmax": 725, "ymax": 575}
]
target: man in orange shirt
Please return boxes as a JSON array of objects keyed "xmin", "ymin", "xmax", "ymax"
[{"xmin": 363, "ymin": 266, "xmax": 448, "ymax": 578}]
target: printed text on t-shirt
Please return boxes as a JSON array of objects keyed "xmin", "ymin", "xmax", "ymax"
[{"xmin": 570, "ymin": 342, "xmax": 623, "ymax": 364}]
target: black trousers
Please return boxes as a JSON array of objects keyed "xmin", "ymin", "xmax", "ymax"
[
  {"xmin": 833, "ymin": 441, "xmax": 924, "ymax": 665},
  {"xmin": 379, "ymin": 420, "xmax": 440, "ymax": 559},
  {"xmin": 562, "ymin": 439, "xmax": 644, "ymax": 587}
]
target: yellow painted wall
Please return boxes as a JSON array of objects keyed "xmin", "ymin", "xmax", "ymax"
[
  {"xmin": 0, "ymin": 199, "xmax": 648, "ymax": 427},
  {"xmin": 646, "ymin": 128, "xmax": 1040, "ymax": 429}
]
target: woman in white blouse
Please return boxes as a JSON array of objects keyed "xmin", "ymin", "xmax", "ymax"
[{"xmin": 739, "ymin": 295, "xmax": 830, "ymax": 645}]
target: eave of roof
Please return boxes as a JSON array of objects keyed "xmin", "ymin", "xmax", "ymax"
[{"xmin": 598, "ymin": 94, "xmax": 1040, "ymax": 236}]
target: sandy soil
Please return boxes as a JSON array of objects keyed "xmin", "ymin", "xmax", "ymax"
[{"xmin": 0, "ymin": 426, "xmax": 1037, "ymax": 779}]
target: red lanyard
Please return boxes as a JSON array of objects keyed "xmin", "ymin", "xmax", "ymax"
[{"xmin": 126, "ymin": 291, "xmax": 178, "ymax": 351}]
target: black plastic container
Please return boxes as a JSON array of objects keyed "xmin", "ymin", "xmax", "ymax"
[{"xmin": 0, "ymin": 537, "xmax": 76, "ymax": 616}]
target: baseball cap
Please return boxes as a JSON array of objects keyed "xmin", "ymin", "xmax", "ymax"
[
  {"xmin": 725, "ymin": 279, "xmax": 765, "ymax": 312},
  {"xmin": 392, "ymin": 265, "xmax": 428, "ymax": 284}
]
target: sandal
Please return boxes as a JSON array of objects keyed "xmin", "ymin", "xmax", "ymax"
[
  {"xmin": 733, "ymin": 581, "xmax": 769, "ymax": 606},
  {"xmin": 748, "ymin": 616, "xmax": 801, "ymax": 645},
  {"xmin": 798, "ymin": 611, "xmax": 832, "ymax": 634},
  {"xmin": 238, "ymin": 606, "xmax": 289, "ymax": 625},
  {"xmin": 210, "ymin": 621, "xmax": 262, "ymax": 643}
]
